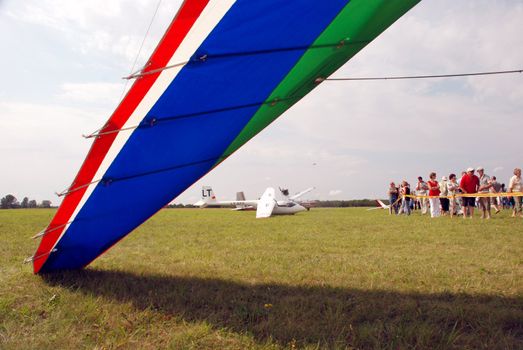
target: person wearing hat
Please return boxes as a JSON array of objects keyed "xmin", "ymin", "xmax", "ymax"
[
  {"xmin": 439, "ymin": 176, "xmax": 450, "ymax": 216},
  {"xmin": 477, "ymin": 167, "xmax": 492, "ymax": 219},
  {"xmin": 460, "ymin": 167, "xmax": 480, "ymax": 218}
]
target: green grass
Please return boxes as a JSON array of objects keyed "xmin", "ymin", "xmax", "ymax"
[{"xmin": 0, "ymin": 208, "xmax": 522, "ymax": 349}]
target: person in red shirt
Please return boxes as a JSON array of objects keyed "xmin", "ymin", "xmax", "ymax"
[
  {"xmin": 427, "ymin": 172, "xmax": 441, "ymax": 218},
  {"xmin": 460, "ymin": 167, "xmax": 480, "ymax": 218}
]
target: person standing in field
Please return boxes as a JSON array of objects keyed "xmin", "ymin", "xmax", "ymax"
[
  {"xmin": 388, "ymin": 182, "xmax": 399, "ymax": 215},
  {"xmin": 427, "ymin": 172, "xmax": 441, "ymax": 218},
  {"xmin": 399, "ymin": 180, "xmax": 411, "ymax": 215},
  {"xmin": 460, "ymin": 167, "xmax": 480, "ymax": 218},
  {"xmin": 457, "ymin": 171, "xmax": 467, "ymax": 210},
  {"xmin": 397, "ymin": 182, "xmax": 404, "ymax": 215},
  {"xmin": 477, "ymin": 167, "xmax": 492, "ymax": 219},
  {"xmin": 439, "ymin": 176, "xmax": 450, "ymax": 216},
  {"xmin": 490, "ymin": 175, "xmax": 502, "ymax": 214},
  {"xmin": 508, "ymin": 168, "xmax": 522, "ymax": 218},
  {"xmin": 416, "ymin": 176, "xmax": 429, "ymax": 215},
  {"xmin": 447, "ymin": 173, "xmax": 461, "ymax": 217},
  {"xmin": 501, "ymin": 183, "xmax": 509, "ymax": 209}
]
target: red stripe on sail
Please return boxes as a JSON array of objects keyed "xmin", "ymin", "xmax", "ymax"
[{"xmin": 33, "ymin": 0, "xmax": 211, "ymax": 273}]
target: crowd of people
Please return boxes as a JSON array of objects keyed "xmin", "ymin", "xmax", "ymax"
[{"xmin": 387, "ymin": 167, "xmax": 522, "ymax": 219}]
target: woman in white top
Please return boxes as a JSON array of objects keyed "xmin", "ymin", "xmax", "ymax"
[
  {"xmin": 508, "ymin": 168, "xmax": 522, "ymax": 217},
  {"xmin": 447, "ymin": 173, "xmax": 461, "ymax": 218}
]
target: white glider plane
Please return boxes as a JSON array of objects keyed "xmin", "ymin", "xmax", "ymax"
[{"xmin": 194, "ymin": 186, "xmax": 314, "ymax": 218}]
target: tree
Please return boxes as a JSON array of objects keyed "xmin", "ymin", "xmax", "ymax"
[
  {"xmin": 1, "ymin": 194, "xmax": 18, "ymax": 209},
  {"xmin": 40, "ymin": 200, "xmax": 52, "ymax": 208},
  {"xmin": 21, "ymin": 197, "xmax": 29, "ymax": 208},
  {"xmin": 28, "ymin": 200, "xmax": 37, "ymax": 208}
]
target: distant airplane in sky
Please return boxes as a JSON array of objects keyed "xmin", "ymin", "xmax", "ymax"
[{"xmin": 194, "ymin": 186, "xmax": 315, "ymax": 218}]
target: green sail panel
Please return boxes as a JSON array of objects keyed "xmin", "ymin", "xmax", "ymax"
[{"xmin": 221, "ymin": 0, "xmax": 420, "ymax": 160}]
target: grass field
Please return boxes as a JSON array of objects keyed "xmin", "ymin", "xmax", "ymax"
[{"xmin": 0, "ymin": 208, "xmax": 522, "ymax": 349}]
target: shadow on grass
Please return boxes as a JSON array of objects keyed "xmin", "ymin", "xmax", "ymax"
[{"xmin": 42, "ymin": 269, "xmax": 522, "ymax": 349}]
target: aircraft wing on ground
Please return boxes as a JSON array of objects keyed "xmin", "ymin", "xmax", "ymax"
[
  {"xmin": 366, "ymin": 207, "xmax": 383, "ymax": 211},
  {"xmin": 256, "ymin": 187, "xmax": 277, "ymax": 218},
  {"xmin": 231, "ymin": 205, "xmax": 256, "ymax": 211},
  {"xmin": 195, "ymin": 199, "xmax": 257, "ymax": 208},
  {"xmin": 366, "ymin": 199, "xmax": 390, "ymax": 210},
  {"xmin": 289, "ymin": 187, "xmax": 315, "ymax": 200},
  {"xmin": 224, "ymin": 200, "xmax": 258, "ymax": 208}
]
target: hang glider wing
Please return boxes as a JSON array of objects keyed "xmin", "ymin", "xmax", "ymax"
[
  {"xmin": 31, "ymin": 0, "xmax": 421, "ymax": 273},
  {"xmin": 256, "ymin": 188, "xmax": 277, "ymax": 219}
]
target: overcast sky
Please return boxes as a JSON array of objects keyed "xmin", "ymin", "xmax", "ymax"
[{"xmin": 1, "ymin": 0, "xmax": 522, "ymax": 205}]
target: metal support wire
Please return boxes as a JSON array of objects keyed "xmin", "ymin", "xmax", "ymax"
[
  {"xmin": 126, "ymin": 0, "xmax": 163, "ymax": 78},
  {"xmin": 83, "ymin": 97, "xmax": 291, "ymax": 138},
  {"xmin": 122, "ymin": 39, "xmax": 368, "ymax": 80},
  {"xmin": 32, "ymin": 222, "xmax": 73, "ymax": 239},
  {"xmin": 325, "ymin": 69, "xmax": 523, "ymax": 81},
  {"xmin": 83, "ymin": 125, "xmax": 141, "ymax": 139},
  {"xmin": 24, "ymin": 249, "xmax": 57, "ymax": 264},
  {"xmin": 123, "ymin": 61, "xmax": 189, "ymax": 80},
  {"xmin": 54, "ymin": 155, "xmax": 226, "ymax": 201},
  {"xmin": 55, "ymin": 179, "xmax": 102, "ymax": 197},
  {"xmin": 90, "ymin": 67, "xmax": 523, "ymax": 136}
]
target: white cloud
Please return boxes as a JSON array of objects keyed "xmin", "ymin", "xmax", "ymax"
[
  {"xmin": 58, "ymin": 82, "xmax": 124, "ymax": 104},
  {"xmin": 329, "ymin": 190, "xmax": 342, "ymax": 196},
  {"xmin": 5, "ymin": 0, "xmax": 183, "ymax": 64}
]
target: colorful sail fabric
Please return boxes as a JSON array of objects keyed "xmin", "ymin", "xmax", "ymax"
[{"xmin": 32, "ymin": 0, "xmax": 420, "ymax": 273}]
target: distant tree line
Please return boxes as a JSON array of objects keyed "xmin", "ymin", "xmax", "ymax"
[
  {"xmin": 166, "ymin": 203, "xmax": 196, "ymax": 208},
  {"xmin": 165, "ymin": 199, "xmax": 384, "ymax": 209},
  {"xmin": 0, "ymin": 194, "xmax": 52, "ymax": 209},
  {"xmin": 314, "ymin": 199, "xmax": 382, "ymax": 208},
  {"xmin": 0, "ymin": 196, "xmax": 384, "ymax": 210}
]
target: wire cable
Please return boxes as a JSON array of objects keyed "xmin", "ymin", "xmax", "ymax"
[
  {"xmin": 123, "ymin": 39, "xmax": 370, "ymax": 80},
  {"xmin": 83, "ymin": 97, "xmax": 291, "ymax": 138},
  {"xmin": 127, "ymin": 0, "xmax": 163, "ymax": 80},
  {"xmin": 324, "ymin": 69, "xmax": 523, "ymax": 81}
]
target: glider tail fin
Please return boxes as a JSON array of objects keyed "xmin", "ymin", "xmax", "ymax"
[
  {"xmin": 194, "ymin": 186, "xmax": 218, "ymax": 207},
  {"xmin": 235, "ymin": 191, "xmax": 247, "ymax": 210}
]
